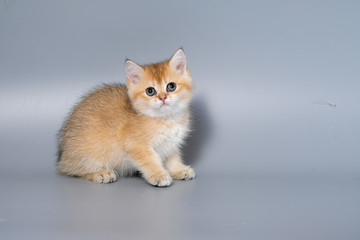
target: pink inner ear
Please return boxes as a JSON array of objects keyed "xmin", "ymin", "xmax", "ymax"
[
  {"xmin": 177, "ymin": 62, "xmax": 185, "ymax": 71},
  {"xmin": 129, "ymin": 74, "xmax": 140, "ymax": 84},
  {"xmin": 130, "ymin": 74, "xmax": 139, "ymax": 79}
]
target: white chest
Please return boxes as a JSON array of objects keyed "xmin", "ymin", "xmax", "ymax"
[{"xmin": 151, "ymin": 123, "xmax": 190, "ymax": 159}]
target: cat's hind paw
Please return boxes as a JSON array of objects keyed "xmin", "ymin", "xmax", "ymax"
[{"xmin": 83, "ymin": 170, "xmax": 118, "ymax": 183}]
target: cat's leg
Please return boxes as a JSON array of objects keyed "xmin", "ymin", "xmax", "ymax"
[
  {"xmin": 165, "ymin": 151, "xmax": 195, "ymax": 180},
  {"xmin": 58, "ymin": 152, "xmax": 118, "ymax": 184},
  {"xmin": 81, "ymin": 169, "xmax": 118, "ymax": 184},
  {"xmin": 128, "ymin": 146, "xmax": 172, "ymax": 187}
]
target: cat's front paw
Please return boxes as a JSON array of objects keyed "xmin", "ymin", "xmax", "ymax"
[
  {"xmin": 171, "ymin": 166, "xmax": 195, "ymax": 180},
  {"xmin": 145, "ymin": 172, "xmax": 173, "ymax": 187}
]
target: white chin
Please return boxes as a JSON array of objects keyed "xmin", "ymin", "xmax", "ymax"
[
  {"xmin": 159, "ymin": 104, "xmax": 171, "ymax": 111},
  {"xmin": 156, "ymin": 106, "xmax": 174, "ymax": 116},
  {"xmin": 153, "ymin": 104, "xmax": 183, "ymax": 118},
  {"xmin": 138, "ymin": 100, "xmax": 187, "ymax": 118}
]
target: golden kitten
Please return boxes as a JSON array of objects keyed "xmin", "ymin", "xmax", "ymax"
[{"xmin": 57, "ymin": 49, "xmax": 195, "ymax": 187}]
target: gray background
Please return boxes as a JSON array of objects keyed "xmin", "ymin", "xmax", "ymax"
[{"xmin": 1, "ymin": 0, "xmax": 359, "ymax": 239}]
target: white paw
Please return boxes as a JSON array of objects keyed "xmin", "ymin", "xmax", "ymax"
[
  {"xmin": 157, "ymin": 175, "xmax": 173, "ymax": 187},
  {"xmin": 146, "ymin": 172, "xmax": 173, "ymax": 187}
]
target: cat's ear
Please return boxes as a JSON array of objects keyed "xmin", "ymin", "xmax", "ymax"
[
  {"xmin": 125, "ymin": 60, "xmax": 143, "ymax": 84},
  {"xmin": 169, "ymin": 48, "xmax": 187, "ymax": 75}
]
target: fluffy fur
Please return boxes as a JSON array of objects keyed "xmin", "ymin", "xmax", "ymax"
[{"xmin": 57, "ymin": 49, "xmax": 195, "ymax": 187}]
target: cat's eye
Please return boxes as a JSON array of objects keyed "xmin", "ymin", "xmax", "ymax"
[
  {"xmin": 166, "ymin": 82, "xmax": 177, "ymax": 92},
  {"xmin": 145, "ymin": 87, "xmax": 156, "ymax": 96}
]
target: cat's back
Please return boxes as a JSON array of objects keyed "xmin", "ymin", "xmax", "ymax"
[
  {"xmin": 64, "ymin": 84, "xmax": 133, "ymax": 132},
  {"xmin": 82, "ymin": 83, "xmax": 130, "ymax": 108}
]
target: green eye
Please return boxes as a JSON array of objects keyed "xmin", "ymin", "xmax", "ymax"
[
  {"xmin": 166, "ymin": 82, "xmax": 177, "ymax": 92},
  {"xmin": 145, "ymin": 87, "xmax": 156, "ymax": 96}
]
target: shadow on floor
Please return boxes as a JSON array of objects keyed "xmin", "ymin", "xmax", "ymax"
[{"xmin": 182, "ymin": 96, "xmax": 213, "ymax": 166}]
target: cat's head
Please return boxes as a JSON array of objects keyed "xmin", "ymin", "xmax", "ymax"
[{"xmin": 125, "ymin": 49, "xmax": 193, "ymax": 119}]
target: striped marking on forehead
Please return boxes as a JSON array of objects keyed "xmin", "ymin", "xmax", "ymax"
[{"xmin": 143, "ymin": 61, "xmax": 171, "ymax": 85}]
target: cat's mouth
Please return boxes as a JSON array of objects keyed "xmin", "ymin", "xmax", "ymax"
[
  {"xmin": 159, "ymin": 102, "xmax": 170, "ymax": 109},
  {"xmin": 160, "ymin": 102, "xmax": 168, "ymax": 107}
]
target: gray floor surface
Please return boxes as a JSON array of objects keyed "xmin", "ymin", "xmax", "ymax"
[
  {"xmin": 1, "ymin": 170, "xmax": 360, "ymax": 240},
  {"xmin": 1, "ymin": 1, "xmax": 360, "ymax": 239}
]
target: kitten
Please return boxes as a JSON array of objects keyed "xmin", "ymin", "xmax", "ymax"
[{"xmin": 57, "ymin": 49, "xmax": 195, "ymax": 187}]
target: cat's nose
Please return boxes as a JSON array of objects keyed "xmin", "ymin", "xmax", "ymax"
[
  {"xmin": 158, "ymin": 94, "xmax": 167, "ymax": 102},
  {"xmin": 160, "ymin": 96, "xmax": 167, "ymax": 102}
]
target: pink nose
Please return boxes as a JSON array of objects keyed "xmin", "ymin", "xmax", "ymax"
[{"xmin": 160, "ymin": 96, "xmax": 167, "ymax": 102}]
